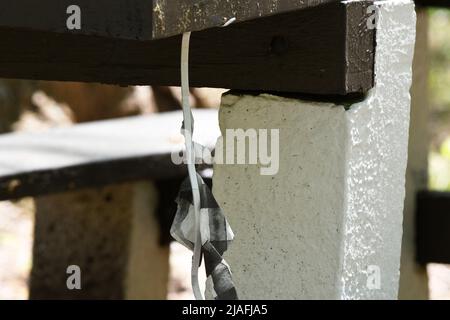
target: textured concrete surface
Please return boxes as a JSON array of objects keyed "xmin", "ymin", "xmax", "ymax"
[
  {"xmin": 212, "ymin": 0, "xmax": 416, "ymax": 299},
  {"xmin": 398, "ymin": 8, "xmax": 429, "ymax": 300},
  {"xmin": 340, "ymin": 0, "xmax": 416, "ymax": 300},
  {"xmin": 30, "ymin": 181, "xmax": 169, "ymax": 299},
  {"xmin": 214, "ymin": 95, "xmax": 348, "ymax": 299}
]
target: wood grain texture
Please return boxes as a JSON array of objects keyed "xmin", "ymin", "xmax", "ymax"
[
  {"xmin": 0, "ymin": 0, "xmax": 154, "ymax": 40},
  {"xmin": 0, "ymin": 0, "xmax": 338, "ymax": 40},
  {"xmin": 345, "ymin": 2, "xmax": 376, "ymax": 93},
  {"xmin": 152, "ymin": 0, "xmax": 337, "ymax": 38},
  {"xmin": 0, "ymin": 110, "xmax": 219, "ymax": 200},
  {"xmin": 0, "ymin": 1, "xmax": 375, "ymax": 95}
]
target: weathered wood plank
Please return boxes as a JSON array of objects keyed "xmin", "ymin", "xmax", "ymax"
[
  {"xmin": 152, "ymin": 0, "xmax": 337, "ymax": 39},
  {"xmin": 0, "ymin": 0, "xmax": 154, "ymax": 40},
  {"xmin": 416, "ymin": 191, "xmax": 450, "ymax": 264},
  {"xmin": 0, "ymin": 0, "xmax": 338, "ymax": 41},
  {"xmin": 0, "ymin": 1, "xmax": 375, "ymax": 95},
  {"xmin": 345, "ymin": 2, "xmax": 376, "ymax": 93},
  {"xmin": 0, "ymin": 110, "xmax": 219, "ymax": 200}
]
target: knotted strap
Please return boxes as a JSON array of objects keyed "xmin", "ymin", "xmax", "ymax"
[{"xmin": 170, "ymin": 174, "xmax": 238, "ymax": 300}]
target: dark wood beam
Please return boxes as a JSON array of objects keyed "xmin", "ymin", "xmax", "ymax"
[
  {"xmin": 0, "ymin": 1, "xmax": 375, "ymax": 95},
  {"xmin": 0, "ymin": 1, "xmax": 154, "ymax": 41},
  {"xmin": 415, "ymin": 0, "xmax": 450, "ymax": 8},
  {"xmin": 151, "ymin": 0, "xmax": 338, "ymax": 39},
  {"xmin": 0, "ymin": 0, "xmax": 338, "ymax": 41},
  {"xmin": 416, "ymin": 191, "xmax": 450, "ymax": 264}
]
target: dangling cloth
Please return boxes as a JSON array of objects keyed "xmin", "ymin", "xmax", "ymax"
[
  {"xmin": 170, "ymin": 174, "xmax": 238, "ymax": 300},
  {"xmin": 172, "ymin": 22, "xmax": 238, "ymax": 300}
]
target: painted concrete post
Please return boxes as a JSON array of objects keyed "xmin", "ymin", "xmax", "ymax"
[
  {"xmin": 399, "ymin": 8, "xmax": 430, "ymax": 300},
  {"xmin": 212, "ymin": 1, "xmax": 416, "ymax": 299},
  {"xmin": 30, "ymin": 181, "xmax": 169, "ymax": 299}
]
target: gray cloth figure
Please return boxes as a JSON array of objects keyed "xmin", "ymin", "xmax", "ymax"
[{"xmin": 170, "ymin": 174, "xmax": 238, "ymax": 300}]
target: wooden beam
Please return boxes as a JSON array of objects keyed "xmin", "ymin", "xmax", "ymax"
[
  {"xmin": 0, "ymin": 1, "xmax": 154, "ymax": 41},
  {"xmin": 0, "ymin": 0, "xmax": 338, "ymax": 41},
  {"xmin": 415, "ymin": 0, "xmax": 450, "ymax": 8},
  {"xmin": 151, "ymin": 0, "xmax": 338, "ymax": 39},
  {"xmin": 0, "ymin": 1, "xmax": 375, "ymax": 95},
  {"xmin": 0, "ymin": 110, "xmax": 219, "ymax": 201},
  {"xmin": 416, "ymin": 191, "xmax": 450, "ymax": 264}
]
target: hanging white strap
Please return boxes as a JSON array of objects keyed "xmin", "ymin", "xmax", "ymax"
[
  {"xmin": 181, "ymin": 17, "xmax": 236, "ymax": 301},
  {"xmin": 181, "ymin": 31, "xmax": 204, "ymax": 301}
]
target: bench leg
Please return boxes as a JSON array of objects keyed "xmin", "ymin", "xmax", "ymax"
[
  {"xmin": 212, "ymin": 1, "xmax": 415, "ymax": 299},
  {"xmin": 29, "ymin": 181, "xmax": 169, "ymax": 299}
]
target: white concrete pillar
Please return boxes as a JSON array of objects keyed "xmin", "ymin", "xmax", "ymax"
[
  {"xmin": 212, "ymin": 1, "xmax": 416, "ymax": 299},
  {"xmin": 30, "ymin": 181, "xmax": 169, "ymax": 299},
  {"xmin": 399, "ymin": 8, "xmax": 430, "ymax": 300}
]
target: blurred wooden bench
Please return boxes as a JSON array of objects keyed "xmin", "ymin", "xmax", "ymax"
[
  {"xmin": 0, "ymin": 109, "xmax": 218, "ymax": 200},
  {"xmin": 0, "ymin": 109, "xmax": 219, "ymax": 299}
]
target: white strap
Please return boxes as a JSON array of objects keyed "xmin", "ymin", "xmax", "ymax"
[
  {"xmin": 181, "ymin": 31, "xmax": 204, "ymax": 300},
  {"xmin": 181, "ymin": 17, "xmax": 236, "ymax": 301}
]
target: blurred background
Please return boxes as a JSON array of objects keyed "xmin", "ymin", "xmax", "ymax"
[
  {"xmin": 0, "ymin": 7, "xmax": 449, "ymax": 300},
  {"xmin": 0, "ymin": 83, "xmax": 224, "ymax": 299},
  {"xmin": 419, "ymin": 8, "xmax": 450, "ymax": 300}
]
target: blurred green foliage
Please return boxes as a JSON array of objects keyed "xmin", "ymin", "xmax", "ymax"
[
  {"xmin": 429, "ymin": 9, "xmax": 450, "ymax": 191},
  {"xmin": 429, "ymin": 9, "xmax": 450, "ymax": 113}
]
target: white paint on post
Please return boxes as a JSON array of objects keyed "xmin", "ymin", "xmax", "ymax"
[
  {"xmin": 211, "ymin": 0, "xmax": 416, "ymax": 299},
  {"xmin": 340, "ymin": 1, "xmax": 416, "ymax": 299},
  {"xmin": 214, "ymin": 95, "xmax": 348, "ymax": 299}
]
